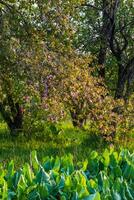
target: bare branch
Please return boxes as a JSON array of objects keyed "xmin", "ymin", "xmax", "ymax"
[{"xmin": 118, "ymin": 21, "xmax": 129, "ymax": 52}]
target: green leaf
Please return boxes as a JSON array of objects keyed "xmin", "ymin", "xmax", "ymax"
[
  {"xmin": 84, "ymin": 192, "xmax": 101, "ymax": 200},
  {"xmin": 30, "ymin": 151, "xmax": 40, "ymax": 174},
  {"xmin": 4, "ymin": 160, "xmax": 14, "ymax": 187},
  {"xmin": 43, "ymin": 157, "xmax": 52, "ymax": 171},
  {"xmin": 53, "ymin": 156, "xmax": 61, "ymax": 171},
  {"xmin": 8, "ymin": 191, "xmax": 16, "ymax": 200},
  {"xmin": 35, "ymin": 167, "xmax": 50, "ymax": 184},
  {"xmin": 72, "ymin": 192, "xmax": 79, "ymax": 200},
  {"xmin": 124, "ymin": 181, "xmax": 134, "ymax": 200},
  {"xmin": 23, "ymin": 163, "xmax": 33, "ymax": 185},
  {"xmin": 27, "ymin": 189, "xmax": 40, "ymax": 200},
  {"xmin": 61, "ymin": 196, "xmax": 66, "ymax": 200},
  {"xmin": 12, "ymin": 169, "xmax": 22, "ymax": 190},
  {"xmin": 123, "ymin": 163, "xmax": 134, "ymax": 180},
  {"xmin": 82, "ymin": 160, "xmax": 88, "ymax": 171},
  {"xmin": 112, "ymin": 192, "xmax": 122, "ymax": 200},
  {"xmin": 58, "ymin": 176, "xmax": 65, "ymax": 189},
  {"xmin": 38, "ymin": 183, "xmax": 49, "ymax": 198},
  {"xmin": 90, "ymin": 151, "xmax": 98, "ymax": 160},
  {"xmin": 102, "ymin": 149, "xmax": 110, "ymax": 167}
]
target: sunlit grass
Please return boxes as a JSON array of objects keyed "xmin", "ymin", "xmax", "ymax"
[{"xmin": 0, "ymin": 121, "xmax": 134, "ymax": 168}]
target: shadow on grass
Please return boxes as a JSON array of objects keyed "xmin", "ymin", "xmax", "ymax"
[{"xmin": 1, "ymin": 124, "xmax": 132, "ymax": 167}]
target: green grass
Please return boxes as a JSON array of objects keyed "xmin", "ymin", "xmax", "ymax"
[{"xmin": 0, "ymin": 121, "xmax": 134, "ymax": 168}]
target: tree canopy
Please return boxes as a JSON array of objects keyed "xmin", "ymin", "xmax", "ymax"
[{"xmin": 0, "ymin": 0, "xmax": 134, "ymax": 138}]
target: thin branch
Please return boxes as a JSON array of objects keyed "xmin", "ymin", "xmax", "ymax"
[
  {"xmin": 109, "ymin": 24, "xmax": 118, "ymax": 57},
  {"xmin": 80, "ymin": 3, "xmax": 102, "ymax": 10},
  {"xmin": 119, "ymin": 57, "xmax": 134, "ymax": 93}
]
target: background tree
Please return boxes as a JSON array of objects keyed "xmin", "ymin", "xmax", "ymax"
[
  {"xmin": 75, "ymin": 0, "xmax": 134, "ymax": 98},
  {"xmin": 0, "ymin": 0, "xmax": 41, "ymax": 135},
  {"xmin": 0, "ymin": 0, "xmax": 81, "ymax": 134}
]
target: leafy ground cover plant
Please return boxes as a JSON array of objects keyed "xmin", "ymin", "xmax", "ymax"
[{"xmin": 0, "ymin": 149, "xmax": 134, "ymax": 199}]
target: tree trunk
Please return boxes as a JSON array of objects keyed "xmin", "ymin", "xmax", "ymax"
[
  {"xmin": 98, "ymin": 0, "xmax": 120, "ymax": 78},
  {"xmin": 9, "ymin": 103, "xmax": 23, "ymax": 136},
  {"xmin": 70, "ymin": 110, "xmax": 85, "ymax": 128},
  {"xmin": 115, "ymin": 58, "xmax": 134, "ymax": 99},
  {"xmin": 98, "ymin": 43, "xmax": 107, "ymax": 78},
  {"xmin": 115, "ymin": 64, "xmax": 126, "ymax": 98},
  {"xmin": 0, "ymin": 98, "xmax": 23, "ymax": 136}
]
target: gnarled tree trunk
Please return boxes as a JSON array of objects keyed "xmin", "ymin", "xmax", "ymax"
[
  {"xmin": 98, "ymin": 0, "xmax": 120, "ymax": 78},
  {"xmin": 0, "ymin": 95, "xmax": 23, "ymax": 136}
]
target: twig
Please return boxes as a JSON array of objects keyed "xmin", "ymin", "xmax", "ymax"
[{"xmin": 80, "ymin": 3, "xmax": 101, "ymax": 10}]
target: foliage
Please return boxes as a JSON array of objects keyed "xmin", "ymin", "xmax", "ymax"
[
  {"xmin": 43, "ymin": 55, "xmax": 134, "ymax": 139},
  {"xmin": 0, "ymin": 0, "xmax": 134, "ymax": 138},
  {"xmin": 117, "ymin": 95, "xmax": 134, "ymax": 138},
  {"xmin": 0, "ymin": 149, "xmax": 134, "ymax": 199},
  {"xmin": 0, "ymin": 0, "xmax": 76, "ymax": 133},
  {"xmin": 0, "ymin": 2, "xmax": 134, "ymax": 199},
  {"xmin": 75, "ymin": 0, "xmax": 134, "ymax": 97}
]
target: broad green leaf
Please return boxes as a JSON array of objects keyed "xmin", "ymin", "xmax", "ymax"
[
  {"xmin": 4, "ymin": 160, "xmax": 14, "ymax": 188},
  {"xmin": 112, "ymin": 192, "xmax": 122, "ymax": 200},
  {"xmin": 30, "ymin": 151, "xmax": 40, "ymax": 174},
  {"xmin": 23, "ymin": 163, "xmax": 33, "ymax": 185},
  {"xmin": 102, "ymin": 149, "xmax": 110, "ymax": 167},
  {"xmin": 35, "ymin": 167, "xmax": 50, "ymax": 184},
  {"xmin": 84, "ymin": 192, "xmax": 101, "ymax": 200},
  {"xmin": 12, "ymin": 169, "xmax": 22, "ymax": 189},
  {"xmin": 53, "ymin": 156, "xmax": 61, "ymax": 171},
  {"xmin": 38, "ymin": 183, "xmax": 49, "ymax": 198}
]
